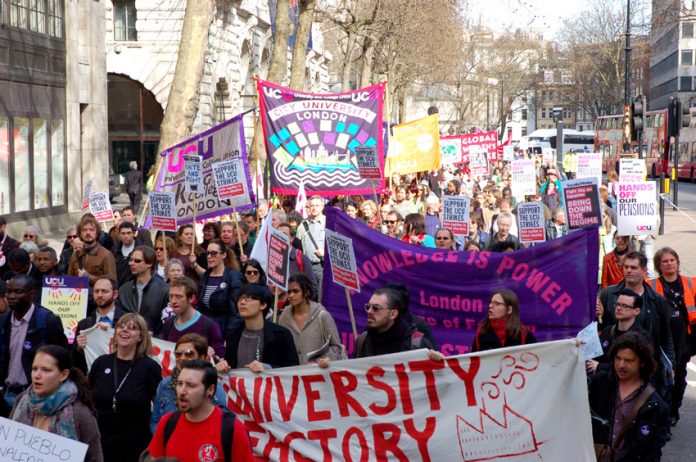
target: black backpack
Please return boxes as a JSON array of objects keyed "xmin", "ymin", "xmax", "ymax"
[{"xmin": 162, "ymin": 409, "xmax": 236, "ymax": 462}]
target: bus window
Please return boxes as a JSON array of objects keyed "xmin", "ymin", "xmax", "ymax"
[
  {"xmin": 679, "ymin": 143, "xmax": 689, "ymax": 162},
  {"xmin": 691, "ymin": 142, "xmax": 696, "ymax": 160}
]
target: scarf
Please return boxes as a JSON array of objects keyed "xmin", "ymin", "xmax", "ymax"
[
  {"xmin": 13, "ymin": 380, "xmax": 79, "ymax": 440},
  {"xmin": 490, "ymin": 318, "xmax": 508, "ymax": 346}
]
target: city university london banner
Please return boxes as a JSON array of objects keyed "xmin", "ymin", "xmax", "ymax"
[
  {"xmin": 151, "ymin": 112, "xmax": 255, "ymax": 225},
  {"xmin": 219, "ymin": 341, "xmax": 595, "ymax": 461},
  {"xmin": 257, "ymin": 79, "xmax": 387, "ymax": 196},
  {"xmin": 386, "ymin": 114, "xmax": 441, "ymax": 175},
  {"xmin": 322, "ymin": 207, "xmax": 598, "ymax": 356}
]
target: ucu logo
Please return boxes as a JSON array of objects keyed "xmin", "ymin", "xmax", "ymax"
[
  {"xmin": 636, "ymin": 225, "xmax": 653, "ymax": 231},
  {"xmin": 166, "ymin": 137, "xmax": 214, "ymax": 173},
  {"xmin": 263, "ymin": 86, "xmax": 294, "ymax": 100},
  {"xmin": 351, "ymin": 91, "xmax": 372, "ymax": 103},
  {"xmin": 46, "ymin": 277, "xmax": 65, "ymax": 286}
]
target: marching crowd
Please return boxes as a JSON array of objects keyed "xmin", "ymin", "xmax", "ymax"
[{"xmin": 0, "ymin": 150, "xmax": 691, "ymax": 461}]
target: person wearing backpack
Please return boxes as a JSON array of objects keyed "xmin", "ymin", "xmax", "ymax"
[
  {"xmin": 0, "ymin": 275, "xmax": 68, "ymax": 410},
  {"xmin": 355, "ymin": 286, "xmax": 434, "ymax": 358},
  {"xmin": 146, "ymin": 359, "xmax": 253, "ymax": 462}
]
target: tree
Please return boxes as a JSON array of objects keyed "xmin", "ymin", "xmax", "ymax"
[{"xmin": 289, "ymin": 0, "xmax": 317, "ymax": 90}]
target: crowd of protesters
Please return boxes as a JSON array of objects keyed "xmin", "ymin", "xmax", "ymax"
[{"xmin": 0, "ymin": 147, "xmax": 690, "ymax": 461}]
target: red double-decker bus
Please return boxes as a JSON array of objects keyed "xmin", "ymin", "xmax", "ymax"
[
  {"xmin": 674, "ymin": 107, "xmax": 696, "ymax": 182},
  {"xmin": 594, "ymin": 109, "xmax": 667, "ymax": 177}
]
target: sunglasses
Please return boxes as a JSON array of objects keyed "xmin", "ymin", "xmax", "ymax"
[
  {"xmin": 384, "ymin": 220, "xmax": 396, "ymax": 224},
  {"xmin": 365, "ymin": 303, "xmax": 391, "ymax": 313},
  {"xmin": 130, "ymin": 258, "xmax": 143, "ymax": 264},
  {"xmin": 174, "ymin": 349, "xmax": 196, "ymax": 358},
  {"xmin": 207, "ymin": 251, "xmax": 220, "ymax": 257},
  {"xmin": 155, "ymin": 247, "xmax": 164, "ymax": 251},
  {"xmin": 67, "ymin": 235, "xmax": 78, "ymax": 239},
  {"xmin": 24, "ymin": 235, "xmax": 35, "ymax": 239},
  {"xmin": 245, "ymin": 270, "xmax": 259, "ymax": 276}
]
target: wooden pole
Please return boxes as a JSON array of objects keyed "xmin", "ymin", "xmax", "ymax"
[
  {"xmin": 138, "ymin": 154, "xmax": 166, "ymax": 229},
  {"xmin": 272, "ymin": 293, "xmax": 279, "ymax": 323},
  {"xmin": 191, "ymin": 194, "xmax": 198, "ymax": 254},
  {"xmin": 345, "ymin": 287, "xmax": 358, "ymax": 339},
  {"xmin": 233, "ymin": 207, "xmax": 245, "ymax": 257},
  {"xmin": 162, "ymin": 231, "xmax": 168, "ymax": 267}
]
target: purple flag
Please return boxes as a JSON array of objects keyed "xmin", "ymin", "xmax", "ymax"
[{"xmin": 322, "ymin": 207, "xmax": 599, "ymax": 356}]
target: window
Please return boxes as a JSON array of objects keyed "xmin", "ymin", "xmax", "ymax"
[
  {"xmin": 33, "ymin": 118, "xmax": 48, "ymax": 209},
  {"xmin": 683, "ymin": 22, "xmax": 694, "ymax": 38},
  {"xmin": 0, "ymin": 118, "xmax": 9, "ymax": 215},
  {"xmin": 51, "ymin": 120, "xmax": 65, "ymax": 206},
  {"xmin": 13, "ymin": 117, "xmax": 30, "ymax": 212},
  {"xmin": 10, "ymin": 0, "xmax": 28, "ymax": 28},
  {"xmin": 541, "ymin": 108, "xmax": 546, "ymax": 118},
  {"xmin": 29, "ymin": 0, "xmax": 46, "ymax": 33},
  {"xmin": 47, "ymin": 0, "xmax": 63, "ymax": 37},
  {"xmin": 521, "ymin": 109, "xmax": 528, "ymax": 120},
  {"xmin": 681, "ymin": 49, "xmax": 693, "ymax": 66},
  {"xmin": 681, "ymin": 76, "xmax": 693, "ymax": 91},
  {"xmin": 113, "ymin": 0, "xmax": 137, "ymax": 41},
  {"xmin": 521, "ymin": 128, "xmax": 527, "ymax": 136}
]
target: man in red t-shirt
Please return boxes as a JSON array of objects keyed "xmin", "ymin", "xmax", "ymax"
[{"xmin": 148, "ymin": 360, "xmax": 253, "ymax": 461}]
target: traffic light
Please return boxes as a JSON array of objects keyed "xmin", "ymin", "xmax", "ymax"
[
  {"xmin": 668, "ymin": 97, "xmax": 682, "ymax": 137},
  {"xmin": 631, "ymin": 96, "xmax": 646, "ymax": 141}
]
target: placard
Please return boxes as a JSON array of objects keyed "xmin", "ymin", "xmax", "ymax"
[
  {"xmin": 619, "ymin": 158, "xmax": 646, "ymax": 183},
  {"xmin": 516, "ymin": 202, "xmax": 546, "ymax": 243},
  {"xmin": 576, "ymin": 153, "xmax": 602, "ymax": 185},
  {"xmin": 442, "ymin": 196, "xmax": 471, "ymax": 235},
  {"xmin": 511, "ymin": 159, "xmax": 537, "ymax": 197},
  {"xmin": 88, "ymin": 192, "xmax": 114, "ymax": 222},
  {"xmin": 211, "ymin": 158, "xmax": 246, "ymax": 200},
  {"xmin": 41, "ymin": 276, "xmax": 89, "ymax": 344},
  {"xmin": 325, "ymin": 230, "xmax": 360, "ymax": 292},
  {"xmin": 81, "ymin": 179, "xmax": 93, "ymax": 211},
  {"xmin": 469, "ymin": 146, "xmax": 489, "ymax": 177},
  {"xmin": 503, "ymin": 144, "xmax": 514, "ymax": 162},
  {"xmin": 461, "ymin": 130, "xmax": 498, "ymax": 164},
  {"xmin": 148, "ymin": 191, "xmax": 177, "ymax": 232},
  {"xmin": 267, "ymin": 228, "xmax": 291, "ymax": 291},
  {"xmin": 562, "ymin": 178, "xmax": 602, "ymax": 230},
  {"xmin": 616, "ymin": 181, "xmax": 657, "ymax": 235},
  {"xmin": 354, "ymin": 146, "xmax": 382, "ymax": 179},
  {"xmin": 0, "ymin": 417, "xmax": 88, "ymax": 462},
  {"xmin": 183, "ymin": 154, "xmax": 203, "ymax": 193},
  {"xmin": 440, "ymin": 136, "xmax": 463, "ymax": 166}
]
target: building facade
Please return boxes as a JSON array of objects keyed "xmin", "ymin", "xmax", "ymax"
[{"xmin": 0, "ymin": 0, "xmax": 107, "ymax": 234}]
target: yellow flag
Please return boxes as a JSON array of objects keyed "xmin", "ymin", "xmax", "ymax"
[{"xmin": 387, "ymin": 114, "xmax": 441, "ymax": 175}]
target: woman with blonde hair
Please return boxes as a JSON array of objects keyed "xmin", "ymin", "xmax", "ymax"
[
  {"xmin": 153, "ymin": 235, "xmax": 176, "ymax": 279},
  {"xmin": 173, "ymin": 224, "xmax": 206, "ymax": 280},
  {"xmin": 359, "ymin": 199, "xmax": 380, "ymax": 229},
  {"xmin": 88, "ymin": 313, "xmax": 161, "ymax": 462}
]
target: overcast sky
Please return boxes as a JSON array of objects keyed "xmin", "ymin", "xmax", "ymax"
[{"xmin": 467, "ymin": 0, "xmax": 591, "ymax": 39}]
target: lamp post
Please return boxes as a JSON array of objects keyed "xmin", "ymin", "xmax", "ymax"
[{"xmin": 623, "ymin": 0, "xmax": 632, "ymax": 153}]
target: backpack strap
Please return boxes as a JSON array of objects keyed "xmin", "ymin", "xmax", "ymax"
[
  {"xmin": 162, "ymin": 410, "xmax": 182, "ymax": 447},
  {"xmin": 648, "ymin": 278, "xmax": 658, "ymax": 292},
  {"xmin": 220, "ymin": 409, "xmax": 236, "ymax": 462}
]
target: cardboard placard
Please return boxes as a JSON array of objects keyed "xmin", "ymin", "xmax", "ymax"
[
  {"xmin": 442, "ymin": 196, "xmax": 471, "ymax": 236},
  {"xmin": 148, "ymin": 191, "xmax": 177, "ymax": 232},
  {"xmin": 516, "ymin": 202, "xmax": 546, "ymax": 243},
  {"xmin": 355, "ymin": 146, "xmax": 382, "ymax": 179},
  {"xmin": 212, "ymin": 158, "xmax": 246, "ymax": 200},
  {"xmin": 326, "ymin": 230, "xmax": 360, "ymax": 292},
  {"xmin": 511, "ymin": 160, "xmax": 537, "ymax": 197},
  {"xmin": 88, "ymin": 192, "xmax": 114, "ymax": 222},
  {"xmin": 267, "ymin": 229, "xmax": 291, "ymax": 291},
  {"xmin": 616, "ymin": 181, "xmax": 657, "ymax": 235},
  {"xmin": 41, "ymin": 276, "xmax": 89, "ymax": 344},
  {"xmin": 562, "ymin": 178, "xmax": 602, "ymax": 230},
  {"xmin": 183, "ymin": 154, "xmax": 203, "ymax": 193},
  {"xmin": 0, "ymin": 416, "xmax": 88, "ymax": 462},
  {"xmin": 619, "ymin": 158, "xmax": 646, "ymax": 183}
]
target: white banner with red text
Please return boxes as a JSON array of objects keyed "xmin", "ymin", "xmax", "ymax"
[{"xmin": 219, "ymin": 340, "xmax": 594, "ymax": 461}]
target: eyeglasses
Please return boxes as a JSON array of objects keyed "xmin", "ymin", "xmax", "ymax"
[
  {"xmin": 365, "ymin": 303, "xmax": 391, "ymax": 313},
  {"xmin": 489, "ymin": 300, "xmax": 506, "ymax": 307},
  {"xmin": 207, "ymin": 251, "xmax": 221, "ymax": 257},
  {"xmin": 245, "ymin": 270, "xmax": 259, "ymax": 276},
  {"xmin": 129, "ymin": 258, "xmax": 143, "ymax": 264},
  {"xmin": 238, "ymin": 294, "xmax": 260, "ymax": 302},
  {"xmin": 117, "ymin": 323, "xmax": 140, "ymax": 331},
  {"xmin": 155, "ymin": 247, "xmax": 164, "ymax": 251},
  {"xmin": 67, "ymin": 235, "xmax": 78, "ymax": 240},
  {"xmin": 174, "ymin": 349, "xmax": 196, "ymax": 358},
  {"xmin": 615, "ymin": 302, "xmax": 636, "ymax": 310}
]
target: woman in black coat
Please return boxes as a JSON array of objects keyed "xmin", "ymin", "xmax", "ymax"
[
  {"xmin": 198, "ymin": 239, "xmax": 243, "ymax": 333},
  {"xmin": 471, "ymin": 289, "xmax": 536, "ymax": 352}
]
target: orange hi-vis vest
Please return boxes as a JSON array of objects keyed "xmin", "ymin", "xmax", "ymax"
[{"xmin": 649, "ymin": 275, "xmax": 696, "ymax": 333}]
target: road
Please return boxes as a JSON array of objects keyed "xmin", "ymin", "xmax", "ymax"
[{"xmin": 658, "ymin": 180, "xmax": 696, "ymax": 461}]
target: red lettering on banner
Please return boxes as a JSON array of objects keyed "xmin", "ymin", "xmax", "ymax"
[
  {"xmin": 394, "ymin": 363, "xmax": 414, "ymax": 415},
  {"xmin": 366, "ymin": 366, "xmax": 397, "ymax": 415},
  {"xmin": 329, "ymin": 370, "xmax": 368, "ymax": 418},
  {"xmin": 373, "ymin": 423, "xmax": 409, "ymax": 461},
  {"xmin": 447, "ymin": 357, "xmax": 480, "ymax": 407},
  {"xmin": 525, "ymin": 269, "xmax": 550, "ymax": 292},
  {"xmin": 253, "ymin": 376, "xmax": 265, "ymax": 423},
  {"xmin": 283, "ymin": 432, "xmax": 313, "ymax": 462},
  {"xmin": 274, "ymin": 375, "xmax": 300, "ymax": 422},
  {"xmin": 404, "ymin": 417, "xmax": 436, "ymax": 462},
  {"xmin": 307, "ymin": 429, "xmax": 338, "ymax": 460},
  {"xmin": 243, "ymin": 420, "xmax": 266, "ymax": 453},
  {"xmin": 262, "ymin": 431, "xmax": 284, "ymax": 460},
  {"xmin": 496, "ymin": 256, "xmax": 515, "ymax": 274},
  {"xmin": 342, "ymin": 427, "xmax": 369, "ymax": 462},
  {"xmin": 401, "ymin": 250, "xmax": 415, "ymax": 266},
  {"xmin": 541, "ymin": 282, "xmax": 560, "ymax": 303},
  {"xmin": 235, "ymin": 378, "xmax": 263, "ymax": 421},
  {"xmin": 262, "ymin": 376, "xmax": 273, "ymax": 422},
  {"xmin": 302, "ymin": 375, "xmax": 332, "ymax": 421},
  {"xmin": 408, "ymin": 359, "xmax": 446, "ymax": 411}
]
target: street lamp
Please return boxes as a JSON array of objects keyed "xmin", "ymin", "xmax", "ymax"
[{"xmin": 623, "ymin": 0, "xmax": 632, "ymax": 153}]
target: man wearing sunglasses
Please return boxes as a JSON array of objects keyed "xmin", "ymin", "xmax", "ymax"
[
  {"xmin": 159, "ymin": 277, "xmax": 224, "ymax": 358},
  {"xmin": 118, "ymin": 246, "xmax": 169, "ymax": 334},
  {"xmin": 355, "ymin": 286, "xmax": 433, "ymax": 358}
]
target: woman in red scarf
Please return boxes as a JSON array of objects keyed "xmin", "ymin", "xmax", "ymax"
[{"xmin": 471, "ymin": 289, "xmax": 536, "ymax": 352}]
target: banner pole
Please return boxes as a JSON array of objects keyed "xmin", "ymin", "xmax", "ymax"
[
  {"xmin": 162, "ymin": 230, "xmax": 168, "ymax": 268},
  {"xmin": 138, "ymin": 155, "xmax": 165, "ymax": 229},
  {"xmin": 345, "ymin": 287, "xmax": 358, "ymax": 339},
  {"xmin": 233, "ymin": 206, "xmax": 245, "ymax": 258},
  {"xmin": 273, "ymin": 293, "xmax": 279, "ymax": 323},
  {"xmin": 192, "ymin": 194, "xmax": 198, "ymax": 254}
]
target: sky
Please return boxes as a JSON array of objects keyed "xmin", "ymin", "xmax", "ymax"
[{"xmin": 467, "ymin": 0, "xmax": 588, "ymax": 39}]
